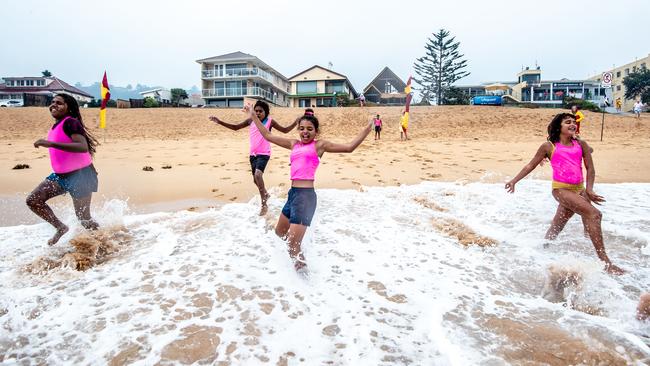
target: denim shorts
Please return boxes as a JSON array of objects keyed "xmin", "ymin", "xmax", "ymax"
[
  {"xmin": 46, "ymin": 164, "xmax": 98, "ymax": 198},
  {"xmin": 249, "ymin": 154, "xmax": 270, "ymax": 175},
  {"xmin": 281, "ymin": 187, "xmax": 317, "ymax": 226}
]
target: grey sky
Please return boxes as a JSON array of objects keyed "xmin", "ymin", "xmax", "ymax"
[{"xmin": 4, "ymin": 0, "xmax": 648, "ymax": 91}]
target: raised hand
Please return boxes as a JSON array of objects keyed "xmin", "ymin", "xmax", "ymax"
[{"xmin": 505, "ymin": 181, "xmax": 516, "ymax": 193}]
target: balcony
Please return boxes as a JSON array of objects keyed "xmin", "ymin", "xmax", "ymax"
[
  {"xmin": 202, "ymin": 87, "xmax": 288, "ymax": 106},
  {"xmin": 201, "ymin": 67, "xmax": 286, "ymax": 89}
]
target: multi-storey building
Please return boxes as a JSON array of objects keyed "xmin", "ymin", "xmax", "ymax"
[
  {"xmin": 288, "ymin": 65, "xmax": 358, "ymax": 108},
  {"xmin": 196, "ymin": 51, "xmax": 289, "ymax": 108},
  {"xmin": 589, "ymin": 53, "xmax": 649, "ymax": 112}
]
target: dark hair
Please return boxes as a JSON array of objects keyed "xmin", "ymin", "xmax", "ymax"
[
  {"xmin": 254, "ymin": 100, "xmax": 270, "ymax": 118},
  {"xmin": 571, "ymin": 104, "xmax": 580, "ymax": 110},
  {"xmin": 299, "ymin": 115, "xmax": 319, "ymax": 132},
  {"xmin": 547, "ymin": 113, "xmax": 575, "ymax": 143},
  {"xmin": 56, "ymin": 93, "xmax": 99, "ymax": 155},
  {"xmin": 304, "ymin": 108, "xmax": 314, "ymax": 116}
]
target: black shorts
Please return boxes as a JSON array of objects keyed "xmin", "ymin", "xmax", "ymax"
[
  {"xmin": 249, "ymin": 155, "xmax": 270, "ymax": 175},
  {"xmin": 374, "ymin": 125, "xmax": 381, "ymax": 132},
  {"xmin": 281, "ymin": 187, "xmax": 317, "ymax": 226},
  {"xmin": 46, "ymin": 164, "xmax": 98, "ymax": 198}
]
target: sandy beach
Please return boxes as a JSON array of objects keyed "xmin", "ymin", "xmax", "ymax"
[{"xmin": 2, "ymin": 106, "xmax": 649, "ymax": 226}]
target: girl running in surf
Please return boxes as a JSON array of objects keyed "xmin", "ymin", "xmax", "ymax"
[
  {"xmin": 28, "ymin": 93, "xmax": 100, "ymax": 245},
  {"xmin": 505, "ymin": 113, "xmax": 624, "ymax": 275},
  {"xmin": 244, "ymin": 103, "xmax": 373, "ymax": 272},
  {"xmin": 209, "ymin": 100, "xmax": 299, "ymax": 215}
]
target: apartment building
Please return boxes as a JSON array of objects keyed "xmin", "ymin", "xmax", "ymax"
[{"xmin": 589, "ymin": 53, "xmax": 649, "ymax": 112}]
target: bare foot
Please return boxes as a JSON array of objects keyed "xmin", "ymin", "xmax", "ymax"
[
  {"xmin": 605, "ymin": 263, "xmax": 625, "ymax": 275},
  {"xmin": 81, "ymin": 219, "xmax": 99, "ymax": 230},
  {"xmin": 259, "ymin": 204, "xmax": 268, "ymax": 216},
  {"xmin": 48, "ymin": 225, "xmax": 69, "ymax": 246}
]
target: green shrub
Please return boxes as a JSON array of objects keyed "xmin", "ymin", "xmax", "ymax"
[
  {"xmin": 143, "ymin": 96, "xmax": 159, "ymax": 108},
  {"xmin": 563, "ymin": 97, "xmax": 601, "ymax": 112}
]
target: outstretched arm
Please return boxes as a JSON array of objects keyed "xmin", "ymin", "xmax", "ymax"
[
  {"xmin": 34, "ymin": 134, "xmax": 89, "ymax": 152},
  {"xmin": 244, "ymin": 104, "xmax": 295, "ymax": 150},
  {"xmin": 580, "ymin": 140, "xmax": 605, "ymax": 204},
  {"xmin": 209, "ymin": 115, "xmax": 250, "ymax": 131},
  {"xmin": 318, "ymin": 120, "xmax": 373, "ymax": 154},
  {"xmin": 505, "ymin": 142, "xmax": 552, "ymax": 193},
  {"xmin": 271, "ymin": 117, "xmax": 300, "ymax": 134}
]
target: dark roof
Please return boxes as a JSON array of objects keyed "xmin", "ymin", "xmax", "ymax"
[
  {"xmin": 195, "ymin": 51, "xmax": 256, "ymax": 63},
  {"xmin": 363, "ymin": 67, "xmax": 407, "ymax": 94},
  {"xmin": 0, "ymin": 77, "xmax": 93, "ymax": 98}
]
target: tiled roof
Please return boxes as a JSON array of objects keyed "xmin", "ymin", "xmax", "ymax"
[{"xmin": 0, "ymin": 77, "xmax": 93, "ymax": 98}]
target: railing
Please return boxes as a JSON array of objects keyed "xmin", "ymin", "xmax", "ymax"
[
  {"xmin": 202, "ymin": 87, "xmax": 288, "ymax": 106},
  {"xmin": 201, "ymin": 67, "xmax": 287, "ymax": 89}
]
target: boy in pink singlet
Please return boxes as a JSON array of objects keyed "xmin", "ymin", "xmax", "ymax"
[
  {"xmin": 28, "ymin": 94, "xmax": 100, "ymax": 245},
  {"xmin": 505, "ymin": 113, "xmax": 624, "ymax": 275},
  {"xmin": 209, "ymin": 100, "xmax": 300, "ymax": 216},
  {"xmin": 244, "ymin": 104, "xmax": 373, "ymax": 273}
]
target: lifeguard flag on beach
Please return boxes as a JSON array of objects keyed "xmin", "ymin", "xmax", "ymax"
[
  {"xmin": 401, "ymin": 76, "xmax": 413, "ymax": 130},
  {"xmin": 99, "ymin": 71, "xmax": 111, "ymax": 129}
]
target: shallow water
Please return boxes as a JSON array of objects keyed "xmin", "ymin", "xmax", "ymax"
[{"xmin": 1, "ymin": 181, "xmax": 649, "ymax": 365}]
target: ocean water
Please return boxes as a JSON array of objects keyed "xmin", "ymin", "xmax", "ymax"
[{"xmin": 1, "ymin": 180, "xmax": 649, "ymax": 365}]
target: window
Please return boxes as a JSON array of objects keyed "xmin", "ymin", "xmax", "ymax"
[
  {"xmin": 642, "ymin": 63, "xmax": 647, "ymax": 70},
  {"xmin": 384, "ymin": 81, "xmax": 397, "ymax": 94},
  {"xmin": 297, "ymin": 81, "xmax": 317, "ymax": 93},
  {"xmin": 225, "ymin": 63, "xmax": 247, "ymax": 76},
  {"xmin": 36, "ymin": 79, "xmax": 45, "ymax": 86},
  {"xmin": 616, "ymin": 85, "xmax": 621, "ymax": 91},
  {"xmin": 18, "ymin": 80, "xmax": 25, "ymax": 86},
  {"xmin": 325, "ymin": 80, "xmax": 344, "ymax": 93},
  {"xmin": 616, "ymin": 71, "xmax": 621, "ymax": 78},
  {"xmin": 625, "ymin": 68, "xmax": 630, "ymax": 76},
  {"xmin": 298, "ymin": 98, "xmax": 311, "ymax": 107},
  {"xmin": 26, "ymin": 80, "xmax": 34, "ymax": 86}
]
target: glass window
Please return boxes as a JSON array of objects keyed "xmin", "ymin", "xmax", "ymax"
[
  {"xmin": 642, "ymin": 63, "xmax": 647, "ymax": 70},
  {"xmin": 228, "ymin": 99, "xmax": 243, "ymax": 107},
  {"xmin": 299, "ymin": 98, "xmax": 311, "ymax": 107},
  {"xmin": 325, "ymin": 80, "xmax": 344, "ymax": 93},
  {"xmin": 225, "ymin": 64, "xmax": 247, "ymax": 76},
  {"xmin": 625, "ymin": 68, "xmax": 630, "ymax": 76},
  {"xmin": 297, "ymin": 81, "xmax": 317, "ymax": 93},
  {"xmin": 616, "ymin": 85, "xmax": 621, "ymax": 91},
  {"xmin": 36, "ymin": 79, "xmax": 45, "ymax": 86},
  {"xmin": 616, "ymin": 71, "xmax": 621, "ymax": 78}
]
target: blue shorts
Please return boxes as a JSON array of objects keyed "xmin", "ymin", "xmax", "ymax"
[
  {"xmin": 46, "ymin": 164, "xmax": 98, "ymax": 198},
  {"xmin": 249, "ymin": 154, "xmax": 270, "ymax": 175},
  {"xmin": 281, "ymin": 187, "xmax": 317, "ymax": 226}
]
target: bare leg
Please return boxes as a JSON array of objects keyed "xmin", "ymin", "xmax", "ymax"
[
  {"xmin": 552, "ymin": 189, "xmax": 624, "ymax": 275},
  {"xmin": 275, "ymin": 213, "xmax": 290, "ymax": 239},
  {"xmin": 253, "ymin": 169, "xmax": 269, "ymax": 216},
  {"xmin": 545, "ymin": 204, "xmax": 575, "ymax": 240},
  {"xmin": 285, "ymin": 223, "xmax": 308, "ymax": 270},
  {"xmin": 72, "ymin": 194, "xmax": 98, "ymax": 230},
  {"xmin": 26, "ymin": 180, "xmax": 68, "ymax": 245},
  {"xmin": 638, "ymin": 293, "xmax": 650, "ymax": 321}
]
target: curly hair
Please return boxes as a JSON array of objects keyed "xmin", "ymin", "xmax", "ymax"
[
  {"xmin": 56, "ymin": 93, "xmax": 99, "ymax": 156},
  {"xmin": 547, "ymin": 113, "xmax": 575, "ymax": 143}
]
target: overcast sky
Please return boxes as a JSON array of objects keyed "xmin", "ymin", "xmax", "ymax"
[{"xmin": 3, "ymin": 0, "xmax": 648, "ymax": 90}]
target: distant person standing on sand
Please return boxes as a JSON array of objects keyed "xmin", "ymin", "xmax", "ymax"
[
  {"xmin": 373, "ymin": 114, "xmax": 382, "ymax": 140},
  {"xmin": 209, "ymin": 100, "xmax": 299, "ymax": 216},
  {"xmin": 571, "ymin": 105, "xmax": 584, "ymax": 137},
  {"xmin": 400, "ymin": 110, "xmax": 409, "ymax": 141},
  {"xmin": 244, "ymin": 103, "xmax": 372, "ymax": 273},
  {"xmin": 505, "ymin": 113, "xmax": 624, "ymax": 275},
  {"xmin": 27, "ymin": 93, "xmax": 100, "ymax": 245},
  {"xmin": 634, "ymin": 100, "xmax": 644, "ymax": 119},
  {"xmin": 359, "ymin": 93, "xmax": 366, "ymax": 107}
]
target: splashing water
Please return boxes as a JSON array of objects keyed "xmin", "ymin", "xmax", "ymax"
[{"xmin": 0, "ymin": 181, "xmax": 649, "ymax": 365}]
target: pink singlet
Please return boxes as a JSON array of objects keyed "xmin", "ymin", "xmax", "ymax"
[
  {"xmin": 47, "ymin": 117, "xmax": 92, "ymax": 174},
  {"xmin": 250, "ymin": 117, "xmax": 272, "ymax": 156},
  {"xmin": 550, "ymin": 139, "xmax": 584, "ymax": 188},
  {"xmin": 290, "ymin": 140, "xmax": 320, "ymax": 180}
]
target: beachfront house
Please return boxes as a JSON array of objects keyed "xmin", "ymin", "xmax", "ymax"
[
  {"xmin": 456, "ymin": 66, "xmax": 605, "ymax": 107},
  {"xmin": 362, "ymin": 67, "xmax": 407, "ymax": 105},
  {"xmin": 287, "ymin": 65, "xmax": 358, "ymax": 108},
  {"xmin": 139, "ymin": 88, "xmax": 172, "ymax": 105},
  {"xmin": 196, "ymin": 51, "xmax": 289, "ymax": 108},
  {"xmin": 589, "ymin": 53, "xmax": 649, "ymax": 112},
  {"xmin": 0, "ymin": 76, "xmax": 93, "ymax": 105}
]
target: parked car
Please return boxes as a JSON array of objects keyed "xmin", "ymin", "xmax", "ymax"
[{"xmin": 0, "ymin": 99, "xmax": 23, "ymax": 107}]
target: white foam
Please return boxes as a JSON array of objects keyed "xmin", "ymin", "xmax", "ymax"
[{"xmin": 0, "ymin": 180, "xmax": 649, "ymax": 364}]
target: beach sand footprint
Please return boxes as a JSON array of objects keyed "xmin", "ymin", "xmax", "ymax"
[{"xmin": 431, "ymin": 218, "xmax": 497, "ymax": 247}]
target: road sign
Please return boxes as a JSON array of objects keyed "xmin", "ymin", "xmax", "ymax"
[{"xmin": 601, "ymin": 72, "xmax": 613, "ymax": 88}]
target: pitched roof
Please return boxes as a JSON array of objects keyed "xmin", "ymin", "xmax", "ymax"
[
  {"xmin": 0, "ymin": 76, "xmax": 93, "ymax": 98},
  {"xmin": 195, "ymin": 51, "xmax": 256, "ymax": 63},
  {"xmin": 47, "ymin": 77, "xmax": 94, "ymax": 98},
  {"xmin": 363, "ymin": 67, "xmax": 407, "ymax": 94},
  {"xmin": 288, "ymin": 65, "xmax": 349, "ymax": 81}
]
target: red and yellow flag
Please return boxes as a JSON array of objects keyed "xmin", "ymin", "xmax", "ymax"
[
  {"xmin": 402, "ymin": 76, "xmax": 413, "ymax": 129},
  {"xmin": 99, "ymin": 71, "xmax": 111, "ymax": 129}
]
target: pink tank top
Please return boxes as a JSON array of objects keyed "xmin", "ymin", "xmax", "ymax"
[
  {"xmin": 550, "ymin": 140, "xmax": 584, "ymax": 185},
  {"xmin": 250, "ymin": 117, "xmax": 272, "ymax": 156},
  {"xmin": 47, "ymin": 116, "xmax": 93, "ymax": 174},
  {"xmin": 290, "ymin": 140, "xmax": 320, "ymax": 180}
]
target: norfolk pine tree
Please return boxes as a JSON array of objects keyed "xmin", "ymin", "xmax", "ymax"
[{"xmin": 413, "ymin": 29, "xmax": 470, "ymax": 105}]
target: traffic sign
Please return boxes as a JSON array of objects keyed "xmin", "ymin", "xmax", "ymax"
[{"xmin": 601, "ymin": 72, "xmax": 613, "ymax": 88}]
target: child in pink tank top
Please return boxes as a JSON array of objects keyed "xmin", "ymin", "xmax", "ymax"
[
  {"xmin": 28, "ymin": 93, "xmax": 100, "ymax": 246},
  {"xmin": 505, "ymin": 113, "xmax": 624, "ymax": 275},
  {"xmin": 209, "ymin": 100, "xmax": 300, "ymax": 216},
  {"xmin": 245, "ymin": 104, "xmax": 373, "ymax": 274}
]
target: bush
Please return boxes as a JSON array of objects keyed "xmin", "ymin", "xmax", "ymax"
[
  {"xmin": 563, "ymin": 97, "xmax": 601, "ymax": 112},
  {"xmin": 143, "ymin": 96, "xmax": 159, "ymax": 108}
]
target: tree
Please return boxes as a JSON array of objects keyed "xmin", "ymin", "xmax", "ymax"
[
  {"xmin": 171, "ymin": 88, "xmax": 189, "ymax": 106},
  {"xmin": 413, "ymin": 29, "xmax": 470, "ymax": 105},
  {"xmin": 623, "ymin": 68, "xmax": 650, "ymax": 104},
  {"xmin": 143, "ymin": 96, "xmax": 159, "ymax": 108},
  {"xmin": 441, "ymin": 87, "xmax": 470, "ymax": 105},
  {"xmin": 41, "ymin": 70, "xmax": 52, "ymax": 77}
]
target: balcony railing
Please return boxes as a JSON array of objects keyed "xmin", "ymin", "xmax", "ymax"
[
  {"xmin": 201, "ymin": 67, "xmax": 287, "ymax": 89},
  {"xmin": 202, "ymin": 87, "xmax": 288, "ymax": 106}
]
